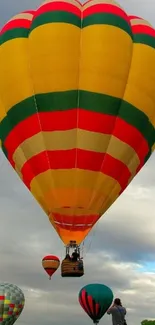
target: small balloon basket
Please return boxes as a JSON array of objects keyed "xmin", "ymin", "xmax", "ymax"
[{"xmin": 61, "ymin": 241, "xmax": 84, "ymax": 277}]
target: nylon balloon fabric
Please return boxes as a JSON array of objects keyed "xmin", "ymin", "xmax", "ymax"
[
  {"xmin": 0, "ymin": 0, "xmax": 155, "ymax": 245},
  {"xmin": 42, "ymin": 255, "xmax": 60, "ymax": 278},
  {"xmin": 0, "ymin": 283, "xmax": 25, "ymax": 325},
  {"xmin": 79, "ymin": 283, "xmax": 113, "ymax": 323}
]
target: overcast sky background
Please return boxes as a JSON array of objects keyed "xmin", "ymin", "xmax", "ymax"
[{"xmin": 0, "ymin": 1, "xmax": 155, "ymax": 325}]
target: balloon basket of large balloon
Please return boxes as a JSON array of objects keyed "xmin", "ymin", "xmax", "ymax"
[
  {"xmin": 61, "ymin": 242, "xmax": 84, "ymax": 277},
  {"xmin": 61, "ymin": 258, "xmax": 84, "ymax": 277}
]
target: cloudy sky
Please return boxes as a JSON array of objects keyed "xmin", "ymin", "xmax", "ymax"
[{"xmin": 0, "ymin": 1, "xmax": 155, "ymax": 325}]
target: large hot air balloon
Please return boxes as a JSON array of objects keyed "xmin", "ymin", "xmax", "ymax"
[
  {"xmin": 0, "ymin": 0, "xmax": 155, "ymax": 276},
  {"xmin": 0, "ymin": 283, "xmax": 25, "ymax": 325},
  {"xmin": 79, "ymin": 283, "xmax": 113, "ymax": 324},
  {"xmin": 42, "ymin": 255, "xmax": 60, "ymax": 279}
]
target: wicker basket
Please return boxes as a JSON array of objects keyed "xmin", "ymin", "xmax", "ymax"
[{"xmin": 61, "ymin": 258, "xmax": 84, "ymax": 277}]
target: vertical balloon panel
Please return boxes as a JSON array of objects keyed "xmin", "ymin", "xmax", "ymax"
[
  {"xmin": 28, "ymin": 0, "xmax": 81, "ymax": 209},
  {"xmin": 0, "ymin": 11, "xmax": 36, "ymax": 175}
]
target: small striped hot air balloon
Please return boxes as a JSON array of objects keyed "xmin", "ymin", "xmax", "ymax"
[
  {"xmin": 79, "ymin": 283, "xmax": 113, "ymax": 324},
  {"xmin": 0, "ymin": 0, "xmax": 155, "ymax": 276},
  {"xmin": 42, "ymin": 255, "xmax": 60, "ymax": 279}
]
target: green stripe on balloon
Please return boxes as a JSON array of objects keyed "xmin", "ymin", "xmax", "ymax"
[
  {"xmin": 30, "ymin": 11, "xmax": 132, "ymax": 37},
  {"xmin": 0, "ymin": 28, "xmax": 29, "ymax": 45},
  {"xmin": 133, "ymin": 34, "xmax": 155, "ymax": 47},
  {"xmin": 82, "ymin": 13, "xmax": 132, "ymax": 37},
  {"xmin": 0, "ymin": 90, "xmax": 154, "ymax": 149}
]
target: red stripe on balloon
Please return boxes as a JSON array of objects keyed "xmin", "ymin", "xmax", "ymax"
[
  {"xmin": 129, "ymin": 15, "xmax": 141, "ymax": 20},
  {"xmin": 53, "ymin": 213, "xmax": 99, "ymax": 225},
  {"xmin": 0, "ymin": 11, "xmax": 34, "ymax": 35},
  {"xmin": 4, "ymin": 111, "xmax": 148, "ymax": 168},
  {"xmin": 55, "ymin": 223, "xmax": 92, "ymax": 231},
  {"xmin": 79, "ymin": 296, "xmax": 89, "ymax": 316},
  {"xmin": 79, "ymin": 110, "xmax": 116, "ymax": 134},
  {"xmin": 23, "ymin": 10, "xmax": 35, "ymax": 14},
  {"xmin": 136, "ymin": 161, "xmax": 143, "ymax": 174},
  {"xmin": 35, "ymin": 1, "xmax": 81, "ymax": 18},
  {"xmin": 44, "ymin": 268, "xmax": 57, "ymax": 276},
  {"xmin": 100, "ymin": 153, "xmax": 131, "ymax": 190},
  {"xmin": 18, "ymin": 149, "xmax": 131, "ymax": 191},
  {"xmin": 0, "ymin": 18, "xmax": 32, "ymax": 35},
  {"xmin": 42, "ymin": 255, "xmax": 59, "ymax": 261},
  {"xmin": 96, "ymin": 303, "xmax": 100, "ymax": 315},
  {"xmin": 83, "ymin": 3, "xmax": 129, "ymax": 22},
  {"xmin": 112, "ymin": 118, "xmax": 149, "ymax": 162},
  {"xmin": 80, "ymin": 290, "xmax": 91, "ymax": 316},
  {"xmin": 131, "ymin": 24, "xmax": 155, "ymax": 37},
  {"xmin": 87, "ymin": 295, "xmax": 94, "ymax": 315},
  {"xmin": 4, "ymin": 110, "xmax": 78, "ymax": 158}
]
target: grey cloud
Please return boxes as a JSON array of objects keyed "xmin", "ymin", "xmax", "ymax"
[
  {"xmin": 0, "ymin": 1, "xmax": 155, "ymax": 325},
  {"xmin": 129, "ymin": 155, "xmax": 155, "ymax": 188},
  {"xmin": 118, "ymin": 0, "xmax": 155, "ymax": 26},
  {"xmin": 86, "ymin": 184, "xmax": 155, "ymax": 263},
  {"xmin": 0, "ymin": 1, "xmax": 40, "ymax": 27}
]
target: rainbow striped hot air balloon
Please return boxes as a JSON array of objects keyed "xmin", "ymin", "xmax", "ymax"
[{"xmin": 0, "ymin": 0, "xmax": 155, "ymax": 275}]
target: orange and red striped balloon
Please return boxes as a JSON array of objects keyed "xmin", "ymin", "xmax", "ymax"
[
  {"xmin": 0, "ymin": 0, "xmax": 155, "ymax": 245},
  {"xmin": 42, "ymin": 255, "xmax": 60, "ymax": 279}
]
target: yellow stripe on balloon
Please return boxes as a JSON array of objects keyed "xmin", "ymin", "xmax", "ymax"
[
  {"xmin": 0, "ymin": 97, "xmax": 6, "ymax": 122},
  {"xmin": 131, "ymin": 19, "xmax": 152, "ymax": 27},
  {"xmin": 51, "ymin": 222, "xmax": 92, "ymax": 245},
  {"xmin": 0, "ymin": 38, "xmax": 33, "ymax": 114},
  {"xmin": 47, "ymin": 180, "xmax": 121, "ymax": 244},
  {"xmin": 42, "ymin": 260, "xmax": 59, "ymax": 268},
  {"xmin": 12, "ymin": 130, "xmax": 140, "ymax": 174},
  {"xmin": 7, "ymin": 12, "xmax": 33, "ymax": 22},
  {"xmin": 30, "ymin": 169, "xmax": 104, "ymax": 193},
  {"xmin": 29, "ymin": 23, "xmax": 80, "ymax": 94},
  {"xmin": 30, "ymin": 169, "xmax": 121, "ymax": 213},
  {"xmin": 79, "ymin": 25, "xmax": 132, "ymax": 97},
  {"xmin": 123, "ymin": 44, "xmax": 155, "ymax": 125}
]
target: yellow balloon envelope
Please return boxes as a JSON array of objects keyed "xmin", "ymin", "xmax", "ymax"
[{"xmin": 0, "ymin": 0, "xmax": 155, "ymax": 245}]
